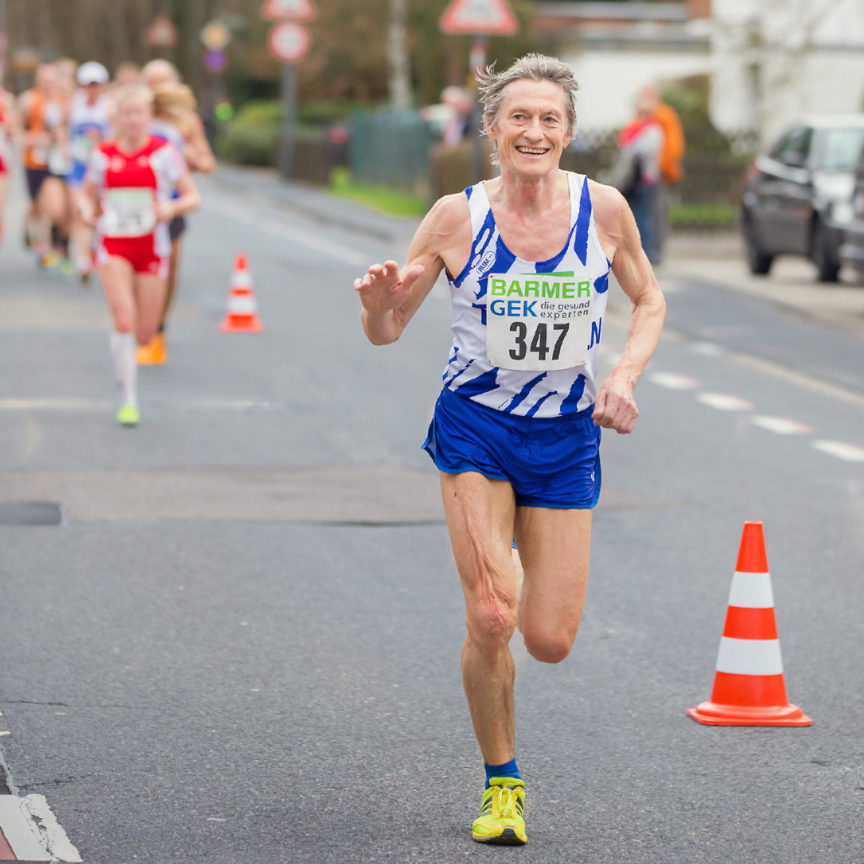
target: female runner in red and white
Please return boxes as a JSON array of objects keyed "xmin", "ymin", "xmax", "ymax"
[{"xmin": 81, "ymin": 85, "xmax": 200, "ymax": 427}]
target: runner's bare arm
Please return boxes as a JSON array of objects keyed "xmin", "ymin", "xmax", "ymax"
[
  {"xmin": 155, "ymin": 172, "xmax": 201, "ymax": 222},
  {"xmin": 78, "ymin": 179, "xmax": 100, "ymax": 228},
  {"xmin": 355, "ymin": 194, "xmax": 469, "ymax": 345},
  {"xmin": 589, "ymin": 181, "xmax": 666, "ymax": 434},
  {"xmin": 182, "ymin": 112, "xmax": 216, "ymax": 174}
]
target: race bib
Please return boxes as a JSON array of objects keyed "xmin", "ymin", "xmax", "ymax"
[
  {"xmin": 102, "ymin": 188, "xmax": 156, "ymax": 238},
  {"xmin": 48, "ymin": 146, "xmax": 71, "ymax": 176},
  {"xmin": 486, "ymin": 272, "xmax": 593, "ymax": 371},
  {"xmin": 70, "ymin": 135, "xmax": 96, "ymax": 163}
]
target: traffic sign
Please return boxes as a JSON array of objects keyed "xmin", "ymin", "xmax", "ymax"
[
  {"xmin": 439, "ymin": 0, "xmax": 518, "ymax": 35},
  {"xmin": 146, "ymin": 13, "xmax": 179, "ymax": 48},
  {"xmin": 267, "ymin": 21, "xmax": 311, "ymax": 63},
  {"xmin": 261, "ymin": 0, "xmax": 318, "ymax": 22},
  {"xmin": 203, "ymin": 49, "xmax": 229, "ymax": 74},
  {"xmin": 201, "ymin": 19, "xmax": 232, "ymax": 51}
]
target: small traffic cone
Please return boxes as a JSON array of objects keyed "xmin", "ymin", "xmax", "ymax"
[
  {"xmin": 220, "ymin": 252, "xmax": 264, "ymax": 332},
  {"xmin": 687, "ymin": 521, "xmax": 812, "ymax": 726}
]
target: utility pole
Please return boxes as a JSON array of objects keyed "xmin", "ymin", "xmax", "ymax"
[{"xmin": 388, "ymin": 0, "xmax": 411, "ymax": 110}]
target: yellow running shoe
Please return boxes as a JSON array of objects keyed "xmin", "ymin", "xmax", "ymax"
[
  {"xmin": 472, "ymin": 778, "xmax": 526, "ymax": 845},
  {"xmin": 136, "ymin": 333, "xmax": 166, "ymax": 366},
  {"xmin": 116, "ymin": 403, "xmax": 140, "ymax": 427}
]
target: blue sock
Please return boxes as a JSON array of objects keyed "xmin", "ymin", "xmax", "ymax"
[{"xmin": 484, "ymin": 758, "xmax": 521, "ymax": 789}]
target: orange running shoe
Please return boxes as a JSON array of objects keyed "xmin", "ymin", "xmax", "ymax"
[{"xmin": 136, "ymin": 333, "xmax": 166, "ymax": 366}]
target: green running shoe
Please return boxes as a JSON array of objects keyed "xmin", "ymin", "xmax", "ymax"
[
  {"xmin": 472, "ymin": 777, "xmax": 526, "ymax": 845},
  {"xmin": 116, "ymin": 403, "xmax": 140, "ymax": 427}
]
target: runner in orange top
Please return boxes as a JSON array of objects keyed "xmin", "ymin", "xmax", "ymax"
[{"xmin": 18, "ymin": 63, "xmax": 57, "ymax": 260}]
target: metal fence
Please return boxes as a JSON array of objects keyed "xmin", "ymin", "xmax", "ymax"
[
  {"xmin": 349, "ymin": 108, "xmax": 435, "ymax": 195},
  {"xmin": 346, "ymin": 107, "xmax": 760, "ymax": 227}
]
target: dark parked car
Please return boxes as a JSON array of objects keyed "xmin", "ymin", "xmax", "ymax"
[
  {"xmin": 839, "ymin": 156, "xmax": 864, "ymax": 275},
  {"xmin": 740, "ymin": 116, "xmax": 864, "ymax": 282}
]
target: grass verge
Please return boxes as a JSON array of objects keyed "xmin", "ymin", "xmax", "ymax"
[{"xmin": 328, "ymin": 168, "xmax": 427, "ymax": 218}]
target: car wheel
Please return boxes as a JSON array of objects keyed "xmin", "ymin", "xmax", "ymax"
[
  {"xmin": 744, "ymin": 219, "xmax": 774, "ymax": 275},
  {"xmin": 812, "ymin": 221, "xmax": 840, "ymax": 283}
]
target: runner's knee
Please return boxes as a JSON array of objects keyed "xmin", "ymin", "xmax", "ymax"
[
  {"xmin": 522, "ymin": 625, "xmax": 576, "ymax": 664},
  {"xmin": 465, "ymin": 585, "xmax": 517, "ymax": 651}
]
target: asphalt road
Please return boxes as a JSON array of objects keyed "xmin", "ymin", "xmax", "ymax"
[{"xmin": 1, "ymin": 166, "xmax": 863, "ymax": 864}]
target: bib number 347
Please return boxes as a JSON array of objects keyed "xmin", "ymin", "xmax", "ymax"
[{"xmin": 486, "ymin": 272, "xmax": 593, "ymax": 372}]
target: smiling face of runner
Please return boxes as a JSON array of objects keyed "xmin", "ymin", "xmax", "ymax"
[
  {"xmin": 486, "ymin": 78, "xmax": 572, "ymax": 179},
  {"xmin": 113, "ymin": 87, "xmax": 152, "ymax": 150}
]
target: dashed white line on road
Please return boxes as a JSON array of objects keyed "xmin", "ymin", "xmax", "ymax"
[
  {"xmin": 750, "ymin": 415, "xmax": 814, "ymax": 435},
  {"xmin": 688, "ymin": 341, "xmax": 726, "ymax": 356},
  {"xmin": 649, "ymin": 369, "xmax": 863, "ymax": 463},
  {"xmin": 648, "ymin": 371, "xmax": 700, "ymax": 390},
  {"xmin": 695, "ymin": 392, "xmax": 755, "ymax": 412},
  {"xmin": 0, "ymin": 397, "xmax": 276, "ymax": 413},
  {"xmin": 812, "ymin": 440, "xmax": 864, "ymax": 462}
]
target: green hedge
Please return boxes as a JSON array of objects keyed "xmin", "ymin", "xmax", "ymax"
[{"xmin": 216, "ymin": 99, "xmax": 352, "ymax": 168}]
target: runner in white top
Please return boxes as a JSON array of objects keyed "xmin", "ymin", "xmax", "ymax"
[
  {"xmin": 353, "ymin": 54, "xmax": 665, "ymax": 845},
  {"xmin": 67, "ymin": 61, "xmax": 112, "ymax": 281}
]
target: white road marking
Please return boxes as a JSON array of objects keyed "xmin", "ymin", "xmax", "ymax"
[
  {"xmin": 695, "ymin": 392, "xmax": 754, "ymax": 412},
  {"xmin": 0, "ymin": 397, "xmax": 276, "ymax": 413},
  {"xmin": 811, "ymin": 440, "xmax": 864, "ymax": 462},
  {"xmin": 22, "ymin": 795, "xmax": 82, "ymax": 863},
  {"xmin": 209, "ymin": 200, "xmax": 367, "ymax": 267},
  {"xmin": 0, "ymin": 794, "xmax": 81, "ymax": 862},
  {"xmin": 689, "ymin": 341, "xmax": 726, "ymax": 356},
  {"xmin": 750, "ymin": 415, "xmax": 814, "ymax": 435},
  {"xmin": 648, "ymin": 371, "xmax": 700, "ymax": 390}
]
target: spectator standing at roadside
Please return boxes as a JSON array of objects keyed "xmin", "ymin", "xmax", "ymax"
[
  {"xmin": 617, "ymin": 95, "xmax": 664, "ymax": 263},
  {"xmin": 640, "ymin": 84, "xmax": 685, "ymax": 263},
  {"xmin": 441, "ymin": 85, "xmax": 476, "ymax": 145}
]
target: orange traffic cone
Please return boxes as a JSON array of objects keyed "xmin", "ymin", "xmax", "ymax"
[
  {"xmin": 687, "ymin": 521, "xmax": 812, "ymax": 726},
  {"xmin": 220, "ymin": 252, "xmax": 264, "ymax": 332}
]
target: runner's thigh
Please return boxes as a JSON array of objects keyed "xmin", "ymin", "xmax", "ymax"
[
  {"xmin": 133, "ymin": 273, "xmax": 168, "ymax": 344},
  {"xmin": 440, "ymin": 471, "xmax": 519, "ymax": 629},
  {"xmin": 514, "ymin": 506, "xmax": 591, "ymax": 649},
  {"xmin": 98, "ymin": 256, "xmax": 137, "ymax": 331}
]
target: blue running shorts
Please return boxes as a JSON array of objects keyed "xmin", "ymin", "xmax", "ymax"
[{"xmin": 422, "ymin": 387, "xmax": 601, "ymax": 509}]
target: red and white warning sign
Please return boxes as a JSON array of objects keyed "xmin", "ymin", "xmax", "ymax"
[
  {"xmin": 261, "ymin": 0, "xmax": 317, "ymax": 21},
  {"xmin": 267, "ymin": 21, "xmax": 311, "ymax": 62},
  {"xmin": 439, "ymin": 0, "xmax": 519, "ymax": 35}
]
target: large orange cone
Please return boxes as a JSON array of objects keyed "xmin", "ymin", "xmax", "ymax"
[
  {"xmin": 687, "ymin": 522, "xmax": 812, "ymax": 726},
  {"xmin": 220, "ymin": 252, "xmax": 264, "ymax": 332}
]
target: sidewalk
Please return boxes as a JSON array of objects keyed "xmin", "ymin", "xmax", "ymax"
[{"xmin": 211, "ymin": 164, "xmax": 864, "ymax": 336}]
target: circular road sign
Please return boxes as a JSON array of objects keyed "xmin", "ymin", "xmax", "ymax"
[
  {"xmin": 201, "ymin": 19, "xmax": 232, "ymax": 51},
  {"xmin": 267, "ymin": 21, "xmax": 311, "ymax": 63}
]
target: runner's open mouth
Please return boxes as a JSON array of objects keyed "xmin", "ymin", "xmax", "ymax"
[{"xmin": 516, "ymin": 146, "xmax": 549, "ymax": 155}]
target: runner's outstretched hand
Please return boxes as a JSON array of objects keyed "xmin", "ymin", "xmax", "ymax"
[{"xmin": 354, "ymin": 260, "xmax": 425, "ymax": 313}]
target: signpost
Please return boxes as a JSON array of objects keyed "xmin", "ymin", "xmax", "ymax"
[
  {"xmin": 146, "ymin": 13, "xmax": 179, "ymax": 49},
  {"xmin": 264, "ymin": 0, "xmax": 316, "ymax": 180},
  {"xmin": 439, "ymin": 0, "xmax": 518, "ymax": 36},
  {"xmin": 200, "ymin": 19, "xmax": 232, "ymax": 52},
  {"xmin": 440, "ymin": 0, "xmax": 519, "ymax": 178},
  {"xmin": 261, "ymin": 0, "xmax": 318, "ymax": 22}
]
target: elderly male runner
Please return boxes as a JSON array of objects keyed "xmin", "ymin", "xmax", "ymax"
[{"xmin": 354, "ymin": 54, "xmax": 665, "ymax": 845}]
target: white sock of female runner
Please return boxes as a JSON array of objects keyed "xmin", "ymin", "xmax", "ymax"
[{"xmin": 110, "ymin": 331, "xmax": 138, "ymax": 406}]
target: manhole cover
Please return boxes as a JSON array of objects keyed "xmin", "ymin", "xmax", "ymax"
[{"xmin": 0, "ymin": 501, "xmax": 63, "ymax": 526}]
